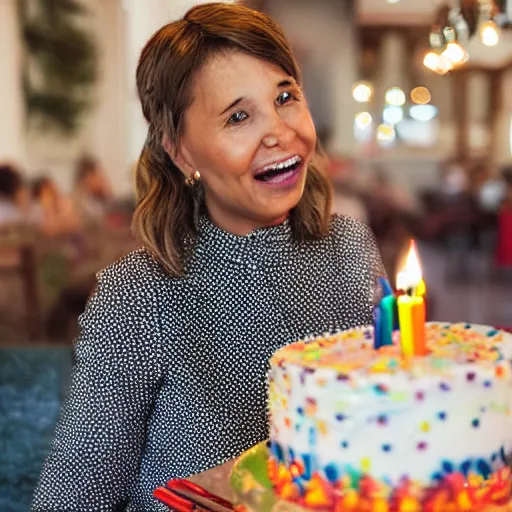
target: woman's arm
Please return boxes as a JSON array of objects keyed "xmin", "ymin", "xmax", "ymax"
[
  {"xmin": 31, "ymin": 260, "xmax": 163, "ymax": 511},
  {"xmin": 332, "ymin": 214, "xmax": 387, "ymax": 325}
]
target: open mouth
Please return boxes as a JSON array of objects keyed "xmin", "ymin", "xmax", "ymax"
[{"xmin": 254, "ymin": 155, "xmax": 303, "ymax": 183}]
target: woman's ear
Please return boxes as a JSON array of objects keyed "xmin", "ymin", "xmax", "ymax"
[{"xmin": 162, "ymin": 134, "xmax": 195, "ymax": 178}]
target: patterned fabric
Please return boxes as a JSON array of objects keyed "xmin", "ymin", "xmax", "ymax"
[{"xmin": 31, "ymin": 214, "xmax": 385, "ymax": 511}]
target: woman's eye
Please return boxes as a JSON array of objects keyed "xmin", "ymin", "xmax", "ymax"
[
  {"xmin": 276, "ymin": 91, "xmax": 296, "ymax": 106},
  {"xmin": 228, "ymin": 111, "xmax": 248, "ymax": 125}
]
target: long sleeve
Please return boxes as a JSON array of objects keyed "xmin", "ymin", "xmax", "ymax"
[
  {"xmin": 31, "ymin": 262, "xmax": 163, "ymax": 511},
  {"xmin": 332, "ymin": 215, "xmax": 387, "ymax": 326}
]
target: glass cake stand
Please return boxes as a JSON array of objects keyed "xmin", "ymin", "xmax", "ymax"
[{"xmin": 229, "ymin": 443, "xmax": 512, "ymax": 512}]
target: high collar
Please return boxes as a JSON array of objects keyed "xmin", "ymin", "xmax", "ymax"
[{"xmin": 194, "ymin": 214, "xmax": 293, "ymax": 261}]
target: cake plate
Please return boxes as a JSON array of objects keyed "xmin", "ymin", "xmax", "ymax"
[{"xmin": 229, "ymin": 442, "xmax": 512, "ymax": 512}]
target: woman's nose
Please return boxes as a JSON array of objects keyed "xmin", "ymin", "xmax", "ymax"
[{"xmin": 262, "ymin": 112, "xmax": 294, "ymax": 149}]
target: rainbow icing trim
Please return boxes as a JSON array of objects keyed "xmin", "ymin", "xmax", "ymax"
[
  {"xmin": 267, "ymin": 323, "xmax": 512, "ymax": 510},
  {"xmin": 268, "ymin": 454, "xmax": 511, "ymax": 511}
]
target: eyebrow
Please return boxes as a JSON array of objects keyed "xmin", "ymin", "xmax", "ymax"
[{"xmin": 219, "ymin": 79, "xmax": 295, "ymax": 115}]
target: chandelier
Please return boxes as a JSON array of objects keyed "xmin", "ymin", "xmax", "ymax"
[{"xmin": 424, "ymin": 0, "xmax": 509, "ymax": 74}]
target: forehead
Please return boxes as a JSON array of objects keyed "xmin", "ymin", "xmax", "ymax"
[{"xmin": 191, "ymin": 51, "xmax": 292, "ymax": 115}]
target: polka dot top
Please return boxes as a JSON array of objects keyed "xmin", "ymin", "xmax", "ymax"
[{"xmin": 31, "ymin": 214, "xmax": 385, "ymax": 511}]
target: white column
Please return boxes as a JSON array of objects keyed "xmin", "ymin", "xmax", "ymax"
[
  {"xmin": 374, "ymin": 31, "xmax": 409, "ymax": 124},
  {"xmin": 467, "ymin": 72, "xmax": 490, "ymax": 155},
  {"xmin": 0, "ymin": 0, "xmax": 25, "ymax": 164},
  {"xmin": 327, "ymin": 1, "xmax": 359, "ymax": 156},
  {"xmin": 493, "ymin": 68, "xmax": 512, "ymax": 167},
  {"xmin": 83, "ymin": 0, "xmax": 130, "ymax": 197},
  {"xmin": 377, "ymin": 32, "xmax": 408, "ymax": 93}
]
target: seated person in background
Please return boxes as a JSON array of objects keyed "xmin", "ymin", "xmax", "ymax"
[
  {"xmin": 73, "ymin": 155, "xmax": 113, "ymax": 227},
  {"xmin": 0, "ymin": 164, "xmax": 29, "ymax": 228},
  {"xmin": 31, "ymin": 176, "xmax": 82, "ymax": 237}
]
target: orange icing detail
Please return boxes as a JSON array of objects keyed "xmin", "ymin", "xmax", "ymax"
[
  {"xmin": 336, "ymin": 489, "xmax": 359, "ymax": 510},
  {"xmin": 267, "ymin": 458, "xmax": 278, "ymax": 483},
  {"xmin": 276, "ymin": 463, "xmax": 292, "ymax": 488},
  {"xmin": 289, "ymin": 463, "xmax": 301, "ymax": 479},
  {"xmin": 280, "ymin": 482, "xmax": 300, "ymax": 500},
  {"xmin": 398, "ymin": 496, "xmax": 421, "ymax": 511},
  {"xmin": 304, "ymin": 473, "xmax": 333, "ymax": 509},
  {"xmin": 372, "ymin": 498, "xmax": 390, "ymax": 512}
]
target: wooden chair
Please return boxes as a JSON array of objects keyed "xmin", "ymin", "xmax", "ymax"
[{"xmin": 0, "ymin": 238, "xmax": 45, "ymax": 342}]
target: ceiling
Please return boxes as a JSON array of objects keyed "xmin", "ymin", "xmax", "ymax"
[
  {"xmin": 357, "ymin": 0, "xmax": 442, "ymax": 25},
  {"xmin": 357, "ymin": 0, "xmax": 512, "ymax": 68}
]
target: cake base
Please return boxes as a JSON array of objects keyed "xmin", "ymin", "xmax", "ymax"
[{"xmin": 230, "ymin": 443, "xmax": 512, "ymax": 512}]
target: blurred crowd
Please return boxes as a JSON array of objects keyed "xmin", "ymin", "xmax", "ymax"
[
  {"xmin": 326, "ymin": 152, "xmax": 512, "ymax": 282},
  {"xmin": 0, "ymin": 158, "xmax": 136, "ymax": 343},
  {"xmin": 0, "ymin": 157, "xmax": 131, "ymax": 238}
]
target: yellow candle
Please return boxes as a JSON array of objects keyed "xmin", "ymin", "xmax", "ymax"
[
  {"xmin": 397, "ymin": 294, "xmax": 415, "ymax": 357},
  {"xmin": 416, "ymin": 278, "xmax": 426, "ymax": 298}
]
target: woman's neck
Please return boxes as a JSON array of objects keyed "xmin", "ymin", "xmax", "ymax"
[{"xmin": 205, "ymin": 204, "xmax": 288, "ymax": 236}]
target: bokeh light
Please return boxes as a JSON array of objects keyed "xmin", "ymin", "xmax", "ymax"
[
  {"xmin": 385, "ymin": 87, "xmax": 406, "ymax": 106},
  {"xmin": 410, "ymin": 105, "xmax": 438, "ymax": 122},
  {"xmin": 383, "ymin": 106, "xmax": 404, "ymax": 125},
  {"xmin": 352, "ymin": 81, "xmax": 373, "ymax": 103},
  {"xmin": 354, "ymin": 111, "xmax": 373, "ymax": 130},
  {"xmin": 441, "ymin": 42, "xmax": 468, "ymax": 66},
  {"xmin": 411, "ymin": 86, "xmax": 431, "ymax": 105},
  {"xmin": 376, "ymin": 123, "xmax": 396, "ymax": 146}
]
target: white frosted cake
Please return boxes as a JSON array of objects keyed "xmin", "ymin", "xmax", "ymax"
[{"xmin": 267, "ymin": 323, "xmax": 512, "ymax": 510}]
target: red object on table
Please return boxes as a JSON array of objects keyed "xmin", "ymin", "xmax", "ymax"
[
  {"xmin": 495, "ymin": 207, "xmax": 512, "ymax": 267},
  {"xmin": 154, "ymin": 479, "xmax": 235, "ymax": 511}
]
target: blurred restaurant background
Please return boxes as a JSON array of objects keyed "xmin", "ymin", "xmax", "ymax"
[{"xmin": 1, "ymin": 0, "xmax": 512, "ymax": 509}]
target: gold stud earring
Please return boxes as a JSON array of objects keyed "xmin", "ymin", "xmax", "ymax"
[{"xmin": 185, "ymin": 170, "xmax": 201, "ymax": 187}]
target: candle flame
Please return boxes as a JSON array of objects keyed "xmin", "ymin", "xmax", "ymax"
[{"xmin": 396, "ymin": 240, "xmax": 422, "ymax": 291}]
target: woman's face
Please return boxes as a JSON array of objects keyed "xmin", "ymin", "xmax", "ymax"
[{"xmin": 176, "ymin": 51, "xmax": 317, "ymax": 235}]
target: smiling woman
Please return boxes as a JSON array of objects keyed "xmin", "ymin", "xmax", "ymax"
[
  {"xmin": 31, "ymin": 3, "xmax": 385, "ymax": 511},
  {"xmin": 133, "ymin": 3, "xmax": 332, "ymax": 275}
]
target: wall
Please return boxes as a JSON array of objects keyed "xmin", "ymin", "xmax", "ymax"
[{"xmin": 23, "ymin": 0, "xmax": 129, "ymax": 195}]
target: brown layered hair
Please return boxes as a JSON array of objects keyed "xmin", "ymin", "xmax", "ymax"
[{"xmin": 133, "ymin": 2, "xmax": 332, "ymax": 276}]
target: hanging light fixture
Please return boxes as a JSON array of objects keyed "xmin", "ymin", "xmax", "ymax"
[
  {"xmin": 479, "ymin": 0, "xmax": 500, "ymax": 46},
  {"xmin": 480, "ymin": 19, "xmax": 500, "ymax": 45},
  {"xmin": 423, "ymin": 23, "xmax": 453, "ymax": 75},
  {"xmin": 440, "ymin": 17, "xmax": 468, "ymax": 67},
  {"xmin": 423, "ymin": 0, "xmax": 506, "ymax": 73}
]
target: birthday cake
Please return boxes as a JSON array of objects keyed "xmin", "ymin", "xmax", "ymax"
[{"xmin": 267, "ymin": 322, "xmax": 512, "ymax": 511}]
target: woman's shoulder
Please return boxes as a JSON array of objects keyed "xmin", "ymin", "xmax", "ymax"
[
  {"xmin": 95, "ymin": 247, "xmax": 168, "ymax": 296},
  {"xmin": 328, "ymin": 214, "xmax": 385, "ymax": 277},
  {"xmin": 329, "ymin": 213, "xmax": 374, "ymax": 242}
]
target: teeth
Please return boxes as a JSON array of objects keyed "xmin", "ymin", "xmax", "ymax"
[{"xmin": 261, "ymin": 155, "xmax": 301, "ymax": 173}]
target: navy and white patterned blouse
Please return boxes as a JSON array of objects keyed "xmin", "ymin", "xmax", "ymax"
[{"xmin": 32, "ymin": 214, "xmax": 384, "ymax": 511}]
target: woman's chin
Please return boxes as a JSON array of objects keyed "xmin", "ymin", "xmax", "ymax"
[
  {"xmin": 255, "ymin": 201, "xmax": 297, "ymax": 228},
  {"xmin": 266, "ymin": 214, "xmax": 289, "ymax": 227}
]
